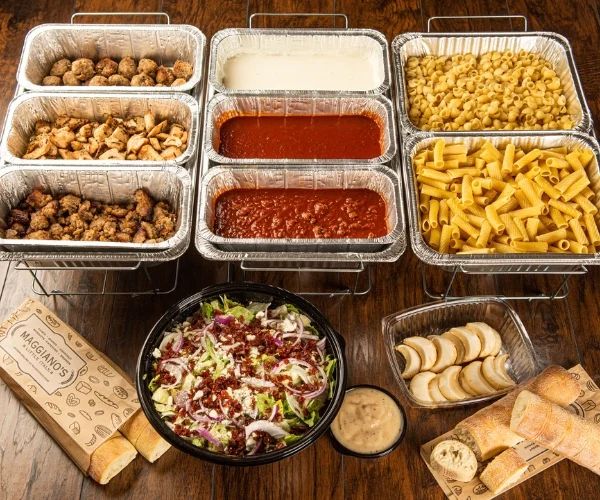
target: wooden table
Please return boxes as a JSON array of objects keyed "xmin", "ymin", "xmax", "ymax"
[{"xmin": 1, "ymin": 0, "xmax": 600, "ymax": 498}]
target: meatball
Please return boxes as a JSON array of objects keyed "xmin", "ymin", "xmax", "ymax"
[
  {"xmin": 49, "ymin": 58, "xmax": 71, "ymax": 77},
  {"xmin": 118, "ymin": 56, "xmax": 137, "ymax": 80},
  {"xmin": 130, "ymin": 74, "xmax": 155, "ymax": 86},
  {"xmin": 95, "ymin": 57, "xmax": 118, "ymax": 77},
  {"xmin": 88, "ymin": 75, "xmax": 109, "ymax": 86},
  {"xmin": 137, "ymin": 58, "xmax": 158, "ymax": 76},
  {"xmin": 42, "ymin": 75, "xmax": 62, "ymax": 86},
  {"xmin": 72, "ymin": 58, "xmax": 95, "ymax": 81},
  {"xmin": 171, "ymin": 78, "xmax": 187, "ymax": 87},
  {"xmin": 62, "ymin": 71, "xmax": 81, "ymax": 86},
  {"xmin": 108, "ymin": 74, "xmax": 130, "ymax": 86},
  {"xmin": 173, "ymin": 60, "xmax": 193, "ymax": 80},
  {"xmin": 155, "ymin": 66, "xmax": 175, "ymax": 85}
]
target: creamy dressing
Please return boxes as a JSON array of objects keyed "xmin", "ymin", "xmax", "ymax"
[
  {"xmin": 331, "ymin": 387, "xmax": 403, "ymax": 455},
  {"xmin": 221, "ymin": 52, "xmax": 382, "ymax": 91}
]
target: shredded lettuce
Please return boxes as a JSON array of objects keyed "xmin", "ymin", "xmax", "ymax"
[
  {"xmin": 148, "ymin": 374, "xmax": 161, "ymax": 392},
  {"xmin": 201, "ymin": 302, "xmax": 214, "ymax": 320},
  {"xmin": 225, "ymin": 305, "xmax": 255, "ymax": 323},
  {"xmin": 256, "ymin": 393, "xmax": 276, "ymax": 416},
  {"xmin": 283, "ymin": 434, "xmax": 303, "ymax": 445}
]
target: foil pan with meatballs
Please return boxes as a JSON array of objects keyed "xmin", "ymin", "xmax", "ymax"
[
  {"xmin": 16, "ymin": 24, "xmax": 205, "ymax": 93},
  {"xmin": 0, "ymin": 92, "xmax": 199, "ymax": 167},
  {"xmin": 0, "ymin": 166, "xmax": 192, "ymax": 257}
]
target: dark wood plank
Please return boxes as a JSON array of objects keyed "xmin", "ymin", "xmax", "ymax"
[{"xmin": 162, "ymin": 0, "xmax": 247, "ymax": 37}]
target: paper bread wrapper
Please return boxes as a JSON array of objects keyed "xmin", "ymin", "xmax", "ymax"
[{"xmin": 421, "ymin": 365, "xmax": 597, "ymax": 499}]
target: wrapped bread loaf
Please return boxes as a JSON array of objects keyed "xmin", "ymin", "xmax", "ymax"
[
  {"xmin": 88, "ymin": 435, "xmax": 137, "ymax": 485},
  {"xmin": 120, "ymin": 410, "xmax": 170, "ymax": 463},
  {"xmin": 454, "ymin": 365, "xmax": 580, "ymax": 460},
  {"xmin": 510, "ymin": 390, "xmax": 600, "ymax": 475},
  {"xmin": 479, "ymin": 448, "xmax": 528, "ymax": 494}
]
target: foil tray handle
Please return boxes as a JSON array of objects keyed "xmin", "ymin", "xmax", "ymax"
[
  {"xmin": 427, "ymin": 15, "xmax": 528, "ymax": 33},
  {"xmin": 71, "ymin": 11, "xmax": 170, "ymax": 24},
  {"xmin": 248, "ymin": 12, "xmax": 349, "ymax": 29}
]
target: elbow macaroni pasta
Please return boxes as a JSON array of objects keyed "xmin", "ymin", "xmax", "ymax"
[
  {"xmin": 405, "ymin": 51, "xmax": 574, "ymax": 131},
  {"xmin": 416, "ymin": 139, "xmax": 600, "ymax": 255}
]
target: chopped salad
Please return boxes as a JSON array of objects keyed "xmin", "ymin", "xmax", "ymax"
[{"xmin": 148, "ymin": 296, "xmax": 337, "ymax": 456}]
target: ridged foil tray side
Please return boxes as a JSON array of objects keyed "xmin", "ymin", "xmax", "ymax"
[
  {"xmin": 0, "ymin": 91, "xmax": 199, "ymax": 168},
  {"xmin": 392, "ymin": 32, "xmax": 592, "ymax": 134},
  {"xmin": 208, "ymin": 28, "xmax": 390, "ymax": 95},
  {"xmin": 0, "ymin": 165, "xmax": 192, "ymax": 260},
  {"xmin": 197, "ymin": 165, "xmax": 402, "ymax": 253},
  {"xmin": 382, "ymin": 297, "xmax": 539, "ymax": 409},
  {"xmin": 17, "ymin": 23, "xmax": 205, "ymax": 93},
  {"xmin": 204, "ymin": 94, "xmax": 397, "ymax": 165},
  {"xmin": 403, "ymin": 131, "xmax": 600, "ymax": 268}
]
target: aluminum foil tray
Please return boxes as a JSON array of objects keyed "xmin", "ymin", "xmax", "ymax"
[
  {"xmin": 196, "ymin": 165, "xmax": 404, "ymax": 255},
  {"xmin": 204, "ymin": 94, "xmax": 397, "ymax": 165},
  {"xmin": 0, "ymin": 165, "xmax": 192, "ymax": 262},
  {"xmin": 0, "ymin": 91, "xmax": 199, "ymax": 168},
  {"xmin": 403, "ymin": 131, "xmax": 600, "ymax": 269},
  {"xmin": 208, "ymin": 28, "xmax": 390, "ymax": 95},
  {"xmin": 383, "ymin": 297, "xmax": 539, "ymax": 409},
  {"xmin": 17, "ymin": 23, "xmax": 205, "ymax": 93},
  {"xmin": 392, "ymin": 32, "xmax": 592, "ymax": 134}
]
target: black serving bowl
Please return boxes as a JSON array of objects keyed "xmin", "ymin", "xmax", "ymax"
[
  {"xmin": 329, "ymin": 384, "xmax": 407, "ymax": 458},
  {"xmin": 136, "ymin": 282, "xmax": 347, "ymax": 466}
]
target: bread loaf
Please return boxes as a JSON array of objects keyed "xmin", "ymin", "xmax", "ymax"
[
  {"xmin": 120, "ymin": 410, "xmax": 170, "ymax": 463},
  {"xmin": 429, "ymin": 439, "xmax": 478, "ymax": 482},
  {"xmin": 88, "ymin": 434, "xmax": 137, "ymax": 485},
  {"xmin": 510, "ymin": 390, "xmax": 600, "ymax": 475},
  {"xmin": 479, "ymin": 448, "xmax": 528, "ymax": 494},
  {"xmin": 454, "ymin": 365, "xmax": 580, "ymax": 460}
]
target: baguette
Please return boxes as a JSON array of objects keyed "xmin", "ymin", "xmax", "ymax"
[
  {"xmin": 510, "ymin": 390, "xmax": 600, "ymax": 475},
  {"xmin": 88, "ymin": 434, "xmax": 137, "ymax": 485},
  {"xmin": 429, "ymin": 439, "xmax": 478, "ymax": 482},
  {"xmin": 454, "ymin": 365, "xmax": 580, "ymax": 460},
  {"xmin": 120, "ymin": 410, "xmax": 170, "ymax": 463},
  {"xmin": 479, "ymin": 448, "xmax": 528, "ymax": 494}
]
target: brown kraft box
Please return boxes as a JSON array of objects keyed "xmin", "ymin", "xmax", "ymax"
[{"xmin": 0, "ymin": 298, "xmax": 140, "ymax": 474}]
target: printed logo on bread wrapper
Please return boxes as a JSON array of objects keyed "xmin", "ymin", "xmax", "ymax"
[
  {"xmin": 420, "ymin": 365, "xmax": 598, "ymax": 500},
  {"xmin": 0, "ymin": 314, "xmax": 85, "ymax": 394},
  {"xmin": 0, "ymin": 300, "xmax": 140, "ymax": 459}
]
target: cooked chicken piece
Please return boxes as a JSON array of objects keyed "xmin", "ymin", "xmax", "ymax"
[
  {"xmin": 54, "ymin": 116, "xmax": 72, "ymax": 128},
  {"xmin": 134, "ymin": 189, "xmax": 154, "ymax": 218},
  {"xmin": 93, "ymin": 123, "xmax": 112, "ymax": 142},
  {"xmin": 163, "ymin": 135, "xmax": 183, "ymax": 148},
  {"xmin": 58, "ymin": 149, "xmax": 72, "ymax": 159},
  {"xmin": 144, "ymin": 112, "xmax": 155, "ymax": 132},
  {"xmin": 29, "ymin": 212, "xmax": 49, "ymax": 231},
  {"xmin": 173, "ymin": 60, "xmax": 193, "ymax": 80},
  {"xmin": 40, "ymin": 200, "xmax": 58, "ymax": 218},
  {"xmin": 77, "ymin": 200, "xmax": 95, "ymax": 222},
  {"xmin": 72, "ymin": 58, "xmax": 95, "ymax": 81},
  {"xmin": 65, "ymin": 213, "xmax": 86, "ymax": 238},
  {"xmin": 88, "ymin": 75, "xmax": 109, "ymax": 86},
  {"xmin": 60, "ymin": 194, "xmax": 81, "ymax": 214},
  {"xmin": 102, "ymin": 220, "xmax": 117, "ymax": 238},
  {"xmin": 70, "ymin": 140, "xmax": 83, "ymax": 151},
  {"xmin": 25, "ymin": 230, "xmax": 50, "ymax": 240},
  {"xmin": 147, "ymin": 120, "xmax": 167, "ymax": 138},
  {"xmin": 169, "ymin": 124, "xmax": 185, "ymax": 137},
  {"xmin": 119, "ymin": 211, "xmax": 140, "ymax": 235},
  {"xmin": 132, "ymin": 228, "xmax": 147, "ymax": 243},
  {"xmin": 81, "ymin": 228, "xmax": 99, "ymax": 241},
  {"xmin": 140, "ymin": 221, "xmax": 157, "ymax": 240},
  {"xmin": 105, "ymin": 126, "xmax": 128, "ymax": 151},
  {"xmin": 9, "ymin": 222, "xmax": 26, "ymax": 235},
  {"xmin": 86, "ymin": 138, "xmax": 100, "ymax": 156},
  {"xmin": 23, "ymin": 134, "xmax": 51, "ymax": 159},
  {"xmin": 137, "ymin": 58, "xmax": 158, "ymax": 76},
  {"xmin": 62, "ymin": 71, "xmax": 81, "ymax": 86},
  {"xmin": 124, "ymin": 116, "xmax": 145, "ymax": 134},
  {"xmin": 50, "ymin": 58, "xmax": 71, "ymax": 77},
  {"xmin": 171, "ymin": 78, "xmax": 187, "ymax": 87},
  {"xmin": 99, "ymin": 148, "xmax": 126, "ymax": 160},
  {"xmin": 42, "ymin": 76, "xmax": 62, "ymax": 86},
  {"xmin": 72, "ymin": 149, "xmax": 93, "ymax": 160},
  {"xmin": 77, "ymin": 123, "xmax": 94, "ymax": 139},
  {"xmin": 108, "ymin": 74, "xmax": 130, "ymax": 86},
  {"xmin": 66, "ymin": 117, "xmax": 88, "ymax": 130},
  {"xmin": 35, "ymin": 120, "xmax": 52, "ymax": 134},
  {"xmin": 126, "ymin": 153, "xmax": 137, "ymax": 160},
  {"xmin": 50, "ymin": 127, "xmax": 76, "ymax": 149},
  {"xmin": 26, "ymin": 190, "xmax": 53, "ymax": 209},
  {"xmin": 115, "ymin": 232, "xmax": 132, "ymax": 242},
  {"xmin": 138, "ymin": 144, "xmax": 162, "ymax": 161},
  {"xmin": 104, "ymin": 206, "xmax": 129, "ymax": 218},
  {"xmin": 118, "ymin": 56, "xmax": 137, "ymax": 80},
  {"xmin": 49, "ymin": 223, "xmax": 64, "ymax": 239},
  {"xmin": 156, "ymin": 132, "xmax": 169, "ymax": 140},
  {"xmin": 9, "ymin": 209, "xmax": 30, "ymax": 225},
  {"xmin": 131, "ymin": 74, "xmax": 154, "ymax": 86},
  {"xmin": 5, "ymin": 229, "xmax": 20, "ymax": 239},
  {"xmin": 126, "ymin": 134, "xmax": 148, "ymax": 154},
  {"xmin": 95, "ymin": 58, "xmax": 118, "ymax": 77},
  {"xmin": 155, "ymin": 66, "xmax": 175, "ymax": 85}
]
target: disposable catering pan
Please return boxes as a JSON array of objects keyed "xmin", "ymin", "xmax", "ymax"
[
  {"xmin": 204, "ymin": 94, "xmax": 397, "ymax": 165},
  {"xmin": 0, "ymin": 165, "xmax": 192, "ymax": 261},
  {"xmin": 403, "ymin": 131, "xmax": 600, "ymax": 271},
  {"xmin": 0, "ymin": 91, "xmax": 199, "ymax": 168},
  {"xmin": 392, "ymin": 32, "xmax": 592, "ymax": 134},
  {"xmin": 382, "ymin": 297, "xmax": 539, "ymax": 409},
  {"xmin": 16, "ymin": 23, "xmax": 205, "ymax": 93},
  {"xmin": 197, "ymin": 165, "xmax": 403, "ymax": 254},
  {"xmin": 208, "ymin": 28, "xmax": 390, "ymax": 95}
]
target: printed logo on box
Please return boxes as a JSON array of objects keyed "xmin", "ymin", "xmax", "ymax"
[{"xmin": 0, "ymin": 314, "xmax": 86, "ymax": 394}]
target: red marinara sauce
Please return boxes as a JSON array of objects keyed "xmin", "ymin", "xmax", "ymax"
[
  {"xmin": 217, "ymin": 115, "xmax": 383, "ymax": 159},
  {"xmin": 213, "ymin": 189, "xmax": 388, "ymax": 239}
]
